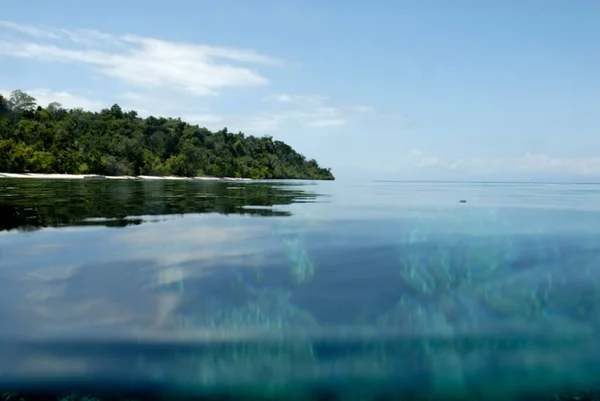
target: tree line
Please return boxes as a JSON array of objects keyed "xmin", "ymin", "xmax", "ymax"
[{"xmin": 0, "ymin": 90, "xmax": 334, "ymax": 180}]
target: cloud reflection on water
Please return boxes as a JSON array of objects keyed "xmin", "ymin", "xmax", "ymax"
[{"xmin": 0, "ymin": 212, "xmax": 306, "ymax": 338}]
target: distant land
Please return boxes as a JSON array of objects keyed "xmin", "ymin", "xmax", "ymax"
[{"xmin": 0, "ymin": 90, "xmax": 334, "ymax": 180}]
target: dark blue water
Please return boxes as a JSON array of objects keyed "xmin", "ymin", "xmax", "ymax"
[{"xmin": 1, "ymin": 178, "xmax": 600, "ymax": 400}]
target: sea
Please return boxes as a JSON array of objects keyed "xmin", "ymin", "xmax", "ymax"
[{"xmin": 1, "ymin": 178, "xmax": 600, "ymax": 400}]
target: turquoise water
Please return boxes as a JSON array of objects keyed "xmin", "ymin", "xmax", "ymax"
[{"xmin": 1, "ymin": 179, "xmax": 600, "ymax": 400}]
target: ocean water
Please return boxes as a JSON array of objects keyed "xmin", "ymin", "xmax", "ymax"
[{"xmin": 1, "ymin": 178, "xmax": 600, "ymax": 400}]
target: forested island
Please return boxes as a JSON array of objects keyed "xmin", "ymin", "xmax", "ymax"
[{"xmin": 0, "ymin": 90, "xmax": 334, "ymax": 180}]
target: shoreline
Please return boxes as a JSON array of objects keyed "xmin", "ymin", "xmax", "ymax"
[{"xmin": 0, "ymin": 172, "xmax": 255, "ymax": 182}]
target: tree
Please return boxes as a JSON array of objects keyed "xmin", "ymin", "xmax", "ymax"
[
  {"xmin": 0, "ymin": 89, "xmax": 336, "ymax": 180},
  {"xmin": 0, "ymin": 94, "xmax": 9, "ymax": 118},
  {"xmin": 47, "ymin": 102, "xmax": 67, "ymax": 121},
  {"xmin": 7, "ymin": 90, "xmax": 37, "ymax": 113}
]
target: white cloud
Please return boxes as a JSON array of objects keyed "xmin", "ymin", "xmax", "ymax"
[
  {"xmin": 0, "ymin": 20, "xmax": 277, "ymax": 96},
  {"xmin": 0, "ymin": 20, "xmax": 59, "ymax": 39},
  {"xmin": 398, "ymin": 150, "xmax": 600, "ymax": 176},
  {"xmin": 0, "ymin": 87, "xmax": 108, "ymax": 111},
  {"xmin": 269, "ymin": 93, "xmax": 329, "ymax": 105},
  {"xmin": 182, "ymin": 93, "xmax": 373, "ymax": 134},
  {"xmin": 119, "ymin": 91, "xmax": 143, "ymax": 102},
  {"xmin": 0, "ymin": 21, "xmax": 377, "ymax": 137},
  {"xmin": 409, "ymin": 150, "xmax": 441, "ymax": 168},
  {"xmin": 226, "ymin": 115, "xmax": 283, "ymax": 133},
  {"xmin": 28, "ymin": 89, "xmax": 107, "ymax": 111},
  {"xmin": 304, "ymin": 118, "xmax": 347, "ymax": 128},
  {"xmin": 183, "ymin": 114, "xmax": 225, "ymax": 126},
  {"xmin": 516, "ymin": 153, "xmax": 600, "ymax": 175},
  {"xmin": 256, "ymin": 92, "xmax": 374, "ymax": 131}
]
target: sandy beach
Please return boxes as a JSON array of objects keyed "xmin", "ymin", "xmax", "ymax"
[{"xmin": 0, "ymin": 172, "xmax": 254, "ymax": 181}]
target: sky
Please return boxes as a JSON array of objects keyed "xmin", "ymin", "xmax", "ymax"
[{"xmin": 0, "ymin": 0, "xmax": 599, "ymax": 182}]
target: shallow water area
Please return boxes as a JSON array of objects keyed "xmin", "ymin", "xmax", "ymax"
[{"xmin": 2, "ymin": 179, "xmax": 600, "ymax": 400}]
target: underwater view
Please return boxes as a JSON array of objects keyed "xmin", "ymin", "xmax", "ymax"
[{"xmin": 1, "ymin": 178, "xmax": 600, "ymax": 400}]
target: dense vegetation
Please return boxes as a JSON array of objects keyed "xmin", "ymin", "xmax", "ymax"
[{"xmin": 0, "ymin": 90, "xmax": 334, "ymax": 180}]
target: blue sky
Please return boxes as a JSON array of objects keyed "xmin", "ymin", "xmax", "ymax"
[{"xmin": 0, "ymin": 0, "xmax": 599, "ymax": 181}]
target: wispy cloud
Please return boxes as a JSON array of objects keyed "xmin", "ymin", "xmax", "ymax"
[
  {"xmin": 177, "ymin": 92, "xmax": 374, "ymax": 134},
  {"xmin": 0, "ymin": 87, "xmax": 108, "ymax": 112},
  {"xmin": 0, "ymin": 20, "xmax": 278, "ymax": 96},
  {"xmin": 516, "ymin": 153, "xmax": 600, "ymax": 175},
  {"xmin": 0, "ymin": 20, "xmax": 60, "ymax": 39},
  {"xmin": 268, "ymin": 93, "xmax": 330, "ymax": 105},
  {"xmin": 28, "ymin": 89, "xmax": 107, "ymax": 111},
  {"xmin": 252, "ymin": 92, "xmax": 374, "ymax": 130},
  {"xmin": 0, "ymin": 21, "xmax": 378, "ymax": 137},
  {"xmin": 408, "ymin": 150, "xmax": 441, "ymax": 168},
  {"xmin": 402, "ymin": 149, "xmax": 600, "ymax": 176}
]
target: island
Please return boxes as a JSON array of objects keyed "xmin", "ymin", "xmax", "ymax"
[{"xmin": 0, "ymin": 90, "xmax": 334, "ymax": 180}]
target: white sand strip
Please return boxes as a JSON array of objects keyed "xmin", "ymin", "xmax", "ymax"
[{"xmin": 0, "ymin": 172, "xmax": 255, "ymax": 181}]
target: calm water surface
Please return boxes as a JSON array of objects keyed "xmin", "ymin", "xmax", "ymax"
[{"xmin": 1, "ymin": 178, "xmax": 600, "ymax": 400}]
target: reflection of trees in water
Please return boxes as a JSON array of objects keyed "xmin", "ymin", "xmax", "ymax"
[{"xmin": 0, "ymin": 179, "xmax": 320, "ymax": 231}]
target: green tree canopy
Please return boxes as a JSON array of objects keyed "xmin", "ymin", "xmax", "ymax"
[
  {"xmin": 7, "ymin": 90, "xmax": 37, "ymax": 113},
  {"xmin": 0, "ymin": 90, "xmax": 334, "ymax": 180}
]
